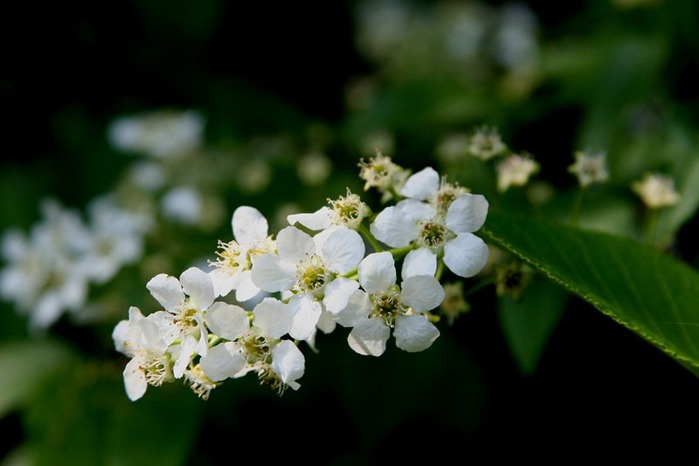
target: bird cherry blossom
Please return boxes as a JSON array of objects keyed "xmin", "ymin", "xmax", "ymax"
[{"xmin": 346, "ymin": 251, "xmax": 444, "ymax": 356}]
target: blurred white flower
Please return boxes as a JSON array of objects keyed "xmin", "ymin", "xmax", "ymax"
[
  {"xmin": 161, "ymin": 186, "xmax": 203, "ymax": 225},
  {"xmin": 297, "ymin": 152, "xmax": 332, "ymax": 186},
  {"xmin": 632, "ymin": 172, "xmax": 681, "ymax": 209},
  {"xmin": 468, "ymin": 126, "xmax": 508, "ymax": 161},
  {"xmin": 108, "ymin": 109, "xmax": 205, "ymax": 158},
  {"xmin": 0, "ymin": 200, "xmax": 92, "ymax": 331},
  {"xmin": 83, "ymin": 196, "xmax": 151, "ymax": 284},
  {"xmin": 492, "ymin": 3, "xmax": 539, "ymax": 70},
  {"xmin": 127, "ymin": 161, "xmax": 167, "ymax": 191},
  {"xmin": 568, "ymin": 150, "xmax": 609, "ymax": 188},
  {"xmin": 496, "ymin": 153, "xmax": 539, "ymax": 192}
]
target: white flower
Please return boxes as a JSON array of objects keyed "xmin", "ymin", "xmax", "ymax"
[
  {"xmin": 146, "ymin": 267, "xmax": 215, "ymax": 378},
  {"xmin": 568, "ymin": 150, "xmax": 609, "ymax": 187},
  {"xmin": 287, "ymin": 189, "xmax": 371, "ymax": 231},
  {"xmin": 251, "ymin": 226, "xmax": 365, "ymax": 339},
  {"xmin": 346, "ymin": 251, "xmax": 444, "ymax": 356},
  {"xmin": 0, "ymin": 200, "xmax": 91, "ymax": 331},
  {"xmin": 199, "ymin": 297, "xmax": 305, "ymax": 393},
  {"xmin": 113, "ymin": 307, "xmax": 173, "ymax": 401},
  {"xmin": 358, "ymin": 152, "xmax": 410, "ymax": 201},
  {"xmin": 468, "ymin": 126, "xmax": 507, "ymax": 160},
  {"xmin": 496, "ymin": 153, "xmax": 539, "ymax": 192},
  {"xmin": 371, "ymin": 177, "xmax": 489, "ymax": 278},
  {"xmin": 161, "ymin": 186, "xmax": 204, "ymax": 225},
  {"xmin": 82, "ymin": 196, "xmax": 151, "ymax": 284},
  {"xmin": 632, "ymin": 172, "xmax": 681, "ymax": 209},
  {"xmin": 209, "ymin": 206, "xmax": 275, "ymax": 302},
  {"xmin": 108, "ymin": 109, "xmax": 205, "ymax": 158}
]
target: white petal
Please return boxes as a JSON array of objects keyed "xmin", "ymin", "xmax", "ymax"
[
  {"xmin": 401, "ymin": 275, "xmax": 445, "ymax": 312},
  {"xmin": 288, "ymin": 294, "xmax": 322, "ymax": 341},
  {"xmin": 271, "ymin": 340, "xmax": 305, "ymax": 386},
  {"xmin": 336, "ymin": 290, "xmax": 372, "ymax": 327},
  {"xmin": 148, "ymin": 311, "xmax": 178, "ymax": 347},
  {"xmin": 401, "ymin": 248, "xmax": 437, "ymax": 280},
  {"xmin": 316, "ymin": 310, "xmax": 338, "ymax": 334},
  {"xmin": 287, "ymin": 207, "xmax": 332, "ymax": 231},
  {"xmin": 112, "ymin": 320, "xmax": 129, "ymax": 355},
  {"xmin": 208, "ymin": 268, "xmax": 236, "ymax": 298},
  {"xmin": 232, "ymin": 206, "xmax": 268, "ymax": 246},
  {"xmin": 358, "ymin": 251, "xmax": 396, "ymax": 294},
  {"xmin": 400, "ymin": 167, "xmax": 440, "ymax": 200},
  {"xmin": 347, "ymin": 318, "xmax": 390, "ymax": 356},
  {"xmin": 320, "ymin": 227, "xmax": 365, "ymax": 274},
  {"xmin": 180, "ymin": 267, "xmax": 214, "ymax": 310},
  {"xmin": 205, "ymin": 302, "xmax": 249, "ymax": 340},
  {"xmin": 311, "ymin": 225, "xmax": 339, "ymax": 252},
  {"xmin": 199, "ymin": 343, "xmax": 246, "ymax": 382},
  {"xmin": 443, "ymin": 233, "xmax": 489, "ymax": 278},
  {"xmin": 446, "ymin": 193, "xmax": 489, "ymax": 234},
  {"xmin": 233, "ymin": 270, "xmax": 261, "ymax": 302},
  {"xmin": 276, "ymin": 226, "xmax": 315, "ymax": 264},
  {"xmin": 124, "ymin": 358, "xmax": 148, "ymax": 401},
  {"xmin": 322, "ymin": 277, "xmax": 359, "ymax": 314},
  {"xmin": 194, "ymin": 316, "xmax": 209, "ymax": 356},
  {"xmin": 253, "ymin": 297, "xmax": 293, "ymax": 339},
  {"xmin": 369, "ymin": 205, "xmax": 417, "ymax": 248},
  {"xmin": 173, "ymin": 335, "xmax": 196, "ymax": 378},
  {"xmin": 146, "ymin": 273, "xmax": 184, "ymax": 312},
  {"xmin": 394, "ymin": 314, "xmax": 440, "ymax": 352},
  {"xmin": 250, "ymin": 253, "xmax": 295, "ymax": 292}
]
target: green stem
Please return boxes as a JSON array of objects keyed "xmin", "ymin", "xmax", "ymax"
[
  {"xmin": 389, "ymin": 245, "xmax": 414, "ymax": 261},
  {"xmin": 570, "ymin": 187, "xmax": 586, "ymax": 227},
  {"xmin": 208, "ymin": 336, "xmax": 223, "ymax": 348},
  {"xmin": 644, "ymin": 208, "xmax": 659, "ymax": 247},
  {"xmin": 359, "ymin": 223, "xmax": 384, "ymax": 253},
  {"xmin": 435, "ymin": 259, "xmax": 445, "ymax": 281}
]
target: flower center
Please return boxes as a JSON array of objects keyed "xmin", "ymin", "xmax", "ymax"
[
  {"xmin": 242, "ymin": 333, "xmax": 271, "ymax": 366},
  {"xmin": 370, "ymin": 286, "xmax": 404, "ymax": 326},
  {"xmin": 296, "ymin": 254, "xmax": 331, "ymax": 295},
  {"xmin": 184, "ymin": 365, "xmax": 216, "ymax": 400},
  {"xmin": 433, "ymin": 178, "xmax": 467, "ymax": 212},
  {"xmin": 142, "ymin": 354, "xmax": 172, "ymax": 387},
  {"xmin": 211, "ymin": 240, "xmax": 244, "ymax": 275},
  {"xmin": 417, "ymin": 219, "xmax": 448, "ymax": 250},
  {"xmin": 328, "ymin": 189, "xmax": 371, "ymax": 229}
]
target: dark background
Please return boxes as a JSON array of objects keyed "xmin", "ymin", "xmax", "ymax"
[{"xmin": 2, "ymin": 0, "xmax": 699, "ymax": 464}]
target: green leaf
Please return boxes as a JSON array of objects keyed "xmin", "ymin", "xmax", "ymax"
[
  {"xmin": 482, "ymin": 211, "xmax": 699, "ymax": 376},
  {"xmin": 498, "ymin": 275, "xmax": 568, "ymax": 375},
  {"xmin": 0, "ymin": 340, "xmax": 75, "ymax": 418}
]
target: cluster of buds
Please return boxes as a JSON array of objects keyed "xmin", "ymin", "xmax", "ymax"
[{"xmin": 113, "ymin": 155, "xmax": 490, "ymax": 400}]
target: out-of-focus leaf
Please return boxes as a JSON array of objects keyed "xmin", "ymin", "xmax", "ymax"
[
  {"xmin": 24, "ymin": 360, "xmax": 202, "ymax": 466},
  {"xmin": 0, "ymin": 340, "xmax": 75, "ymax": 418},
  {"xmin": 498, "ymin": 275, "xmax": 568, "ymax": 375},
  {"xmin": 482, "ymin": 210, "xmax": 699, "ymax": 377}
]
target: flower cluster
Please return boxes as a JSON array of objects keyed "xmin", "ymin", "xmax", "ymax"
[
  {"xmin": 1, "ymin": 196, "xmax": 151, "ymax": 332},
  {"xmin": 113, "ymin": 156, "xmax": 490, "ymax": 400}
]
